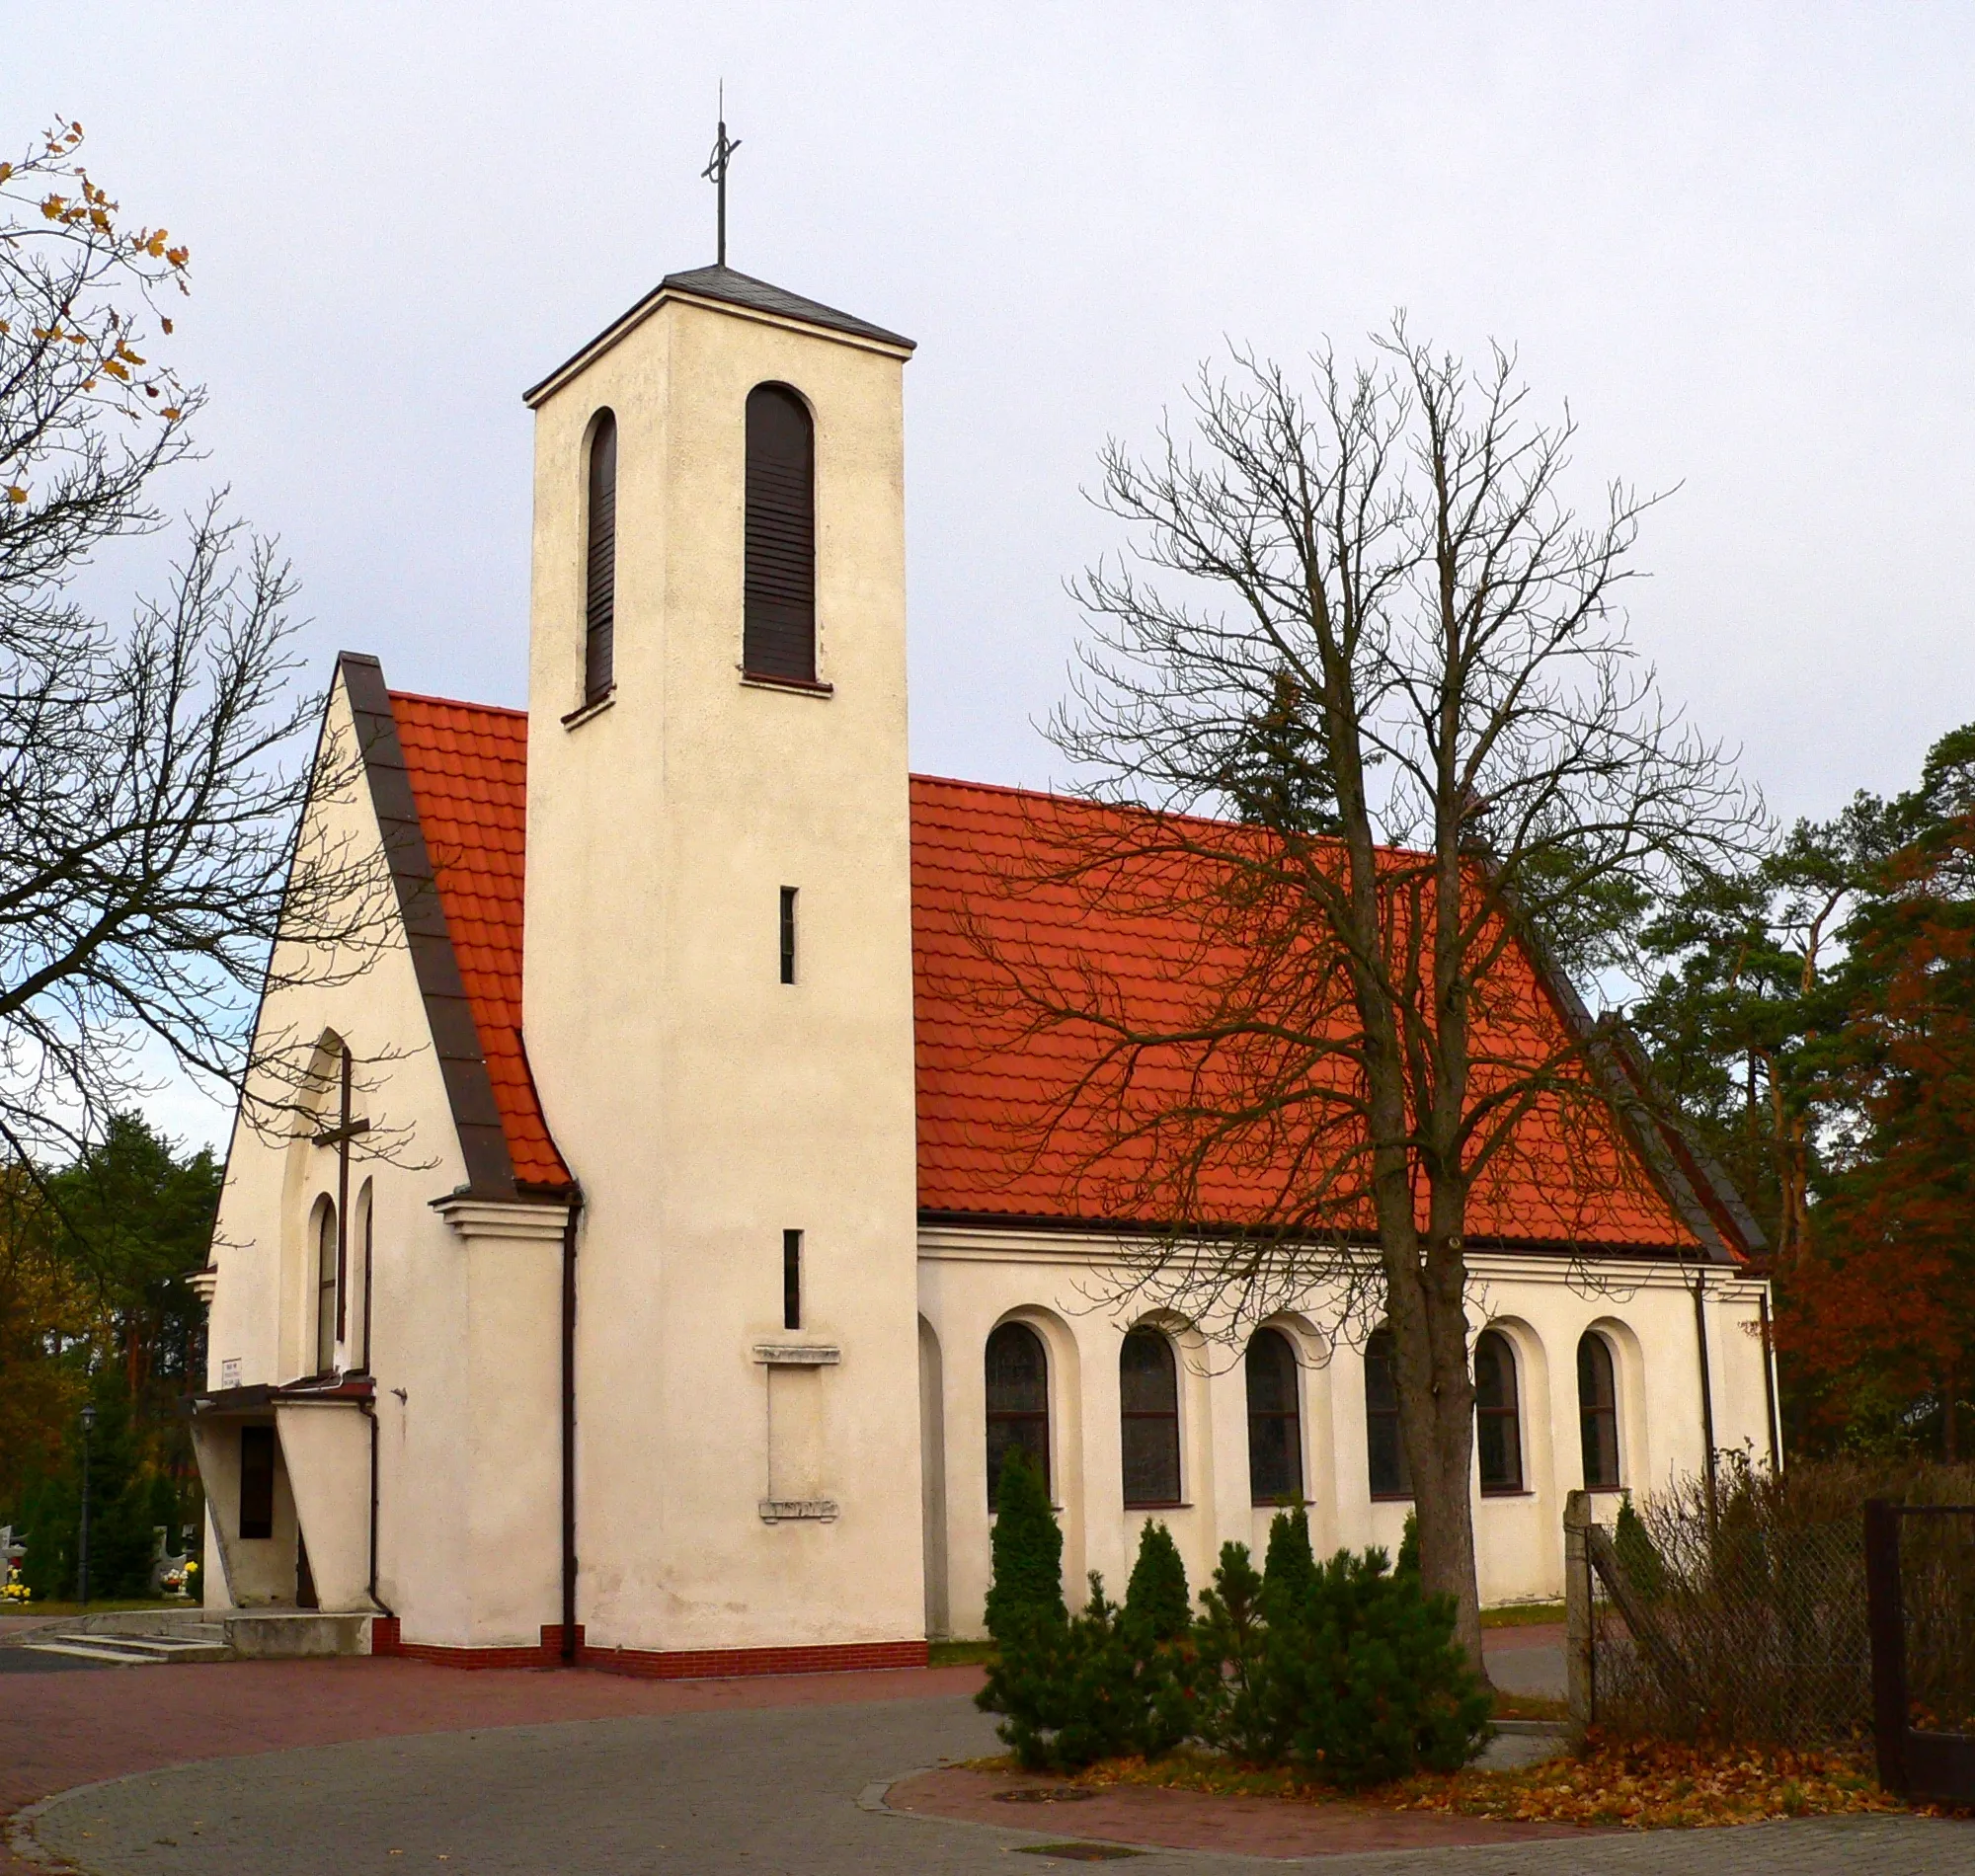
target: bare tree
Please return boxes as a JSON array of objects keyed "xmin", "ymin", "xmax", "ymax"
[
  {"xmin": 973, "ymin": 325, "xmax": 1755, "ymax": 1667},
  {"xmin": 0, "ymin": 122, "xmax": 392, "ymax": 1169}
]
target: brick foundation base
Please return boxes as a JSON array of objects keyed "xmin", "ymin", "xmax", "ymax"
[{"xmin": 368, "ymin": 1618, "xmax": 928, "ymax": 1680}]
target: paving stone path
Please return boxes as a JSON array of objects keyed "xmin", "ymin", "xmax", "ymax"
[{"xmin": 13, "ymin": 1687, "xmax": 1973, "ymax": 1875}]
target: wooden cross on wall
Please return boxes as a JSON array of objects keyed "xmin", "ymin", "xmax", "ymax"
[{"xmin": 311, "ymin": 1047, "xmax": 370, "ymax": 1346}]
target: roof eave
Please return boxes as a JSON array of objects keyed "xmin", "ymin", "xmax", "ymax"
[{"xmin": 522, "ymin": 280, "xmax": 914, "ymax": 411}]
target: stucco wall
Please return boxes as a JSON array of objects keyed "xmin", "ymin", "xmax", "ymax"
[
  {"xmin": 521, "ymin": 289, "xmax": 924, "ymax": 1653},
  {"xmin": 202, "ymin": 674, "xmax": 566, "ymax": 1642},
  {"xmin": 918, "ymin": 1224, "xmax": 1778, "ymax": 1638}
]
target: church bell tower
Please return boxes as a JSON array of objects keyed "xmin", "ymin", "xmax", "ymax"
[{"xmin": 516, "ymin": 260, "xmax": 924, "ymax": 1662}]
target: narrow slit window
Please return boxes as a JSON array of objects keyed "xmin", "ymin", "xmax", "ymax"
[
  {"xmin": 584, "ymin": 410, "xmax": 617, "ymax": 702},
  {"xmin": 744, "ymin": 384, "xmax": 816, "ymax": 682},
  {"xmin": 314, "ymin": 1197, "xmax": 338, "ymax": 1376},
  {"xmin": 780, "ymin": 887, "xmax": 798, "ymax": 984},
  {"xmin": 239, "ymin": 1424, "xmax": 276, "ymax": 1540},
  {"xmin": 782, "ymin": 1228, "xmax": 802, "ymax": 1332}
]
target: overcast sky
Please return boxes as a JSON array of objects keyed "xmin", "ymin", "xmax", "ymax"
[{"xmin": 13, "ymin": 4, "xmax": 1974, "ymax": 1146}]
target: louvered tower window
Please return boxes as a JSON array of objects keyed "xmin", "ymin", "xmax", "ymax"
[
  {"xmin": 584, "ymin": 411, "xmax": 617, "ymax": 702},
  {"xmin": 744, "ymin": 384, "xmax": 816, "ymax": 682}
]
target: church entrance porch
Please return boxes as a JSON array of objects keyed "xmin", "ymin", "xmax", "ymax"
[{"xmin": 188, "ymin": 1376, "xmax": 378, "ymax": 1613}]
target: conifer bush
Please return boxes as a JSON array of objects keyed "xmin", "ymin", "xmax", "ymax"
[
  {"xmin": 1255, "ymin": 1544, "xmax": 1491, "ymax": 1787},
  {"xmin": 1123, "ymin": 1520, "xmax": 1191, "ymax": 1643},
  {"xmin": 1260, "ymin": 1503, "xmax": 1315, "ymax": 1614},
  {"xmin": 983, "ymin": 1446, "xmax": 1065, "ymax": 1643},
  {"xmin": 980, "ymin": 1504, "xmax": 1489, "ymax": 1783},
  {"xmin": 979, "ymin": 1572, "xmax": 1152, "ymax": 1769}
]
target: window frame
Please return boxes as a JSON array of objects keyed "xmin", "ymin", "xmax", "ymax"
[
  {"xmin": 985, "ymin": 1320, "xmax": 1051, "ymax": 1510},
  {"xmin": 779, "ymin": 886, "xmax": 798, "ymax": 984},
  {"xmin": 782, "ymin": 1228, "xmax": 802, "ymax": 1332},
  {"xmin": 742, "ymin": 382, "xmax": 819, "ymax": 686},
  {"xmin": 1120, "ymin": 1325, "xmax": 1184, "ymax": 1510},
  {"xmin": 1244, "ymin": 1326, "xmax": 1304, "ymax": 1506},
  {"xmin": 1577, "ymin": 1330, "xmax": 1622, "ymax": 1490},
  {"xmin": 1473, "ymin": 1328, "xmax": 1525, "ymax": 1496},
  {"xmin": 583, "ymin": 408, "xmax": 617, "ymax": 705},
  {"xmin": 1364, "ymin": 1326, "xmax": 1413, "ymax": 1501},
  {"xmin": 313, "ymin": 1195, "xmax": 338, "ymax": 1377}
]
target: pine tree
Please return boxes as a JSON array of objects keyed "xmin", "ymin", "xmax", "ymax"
[
  {"xmin": 1395, "ymin": 1509, "xmax": 1420, "ymax": 1577},
  {"xmin": 1261, "ymin": 1504, "xmax": 1315, "ymax": 1616},
  {"xmin": 1123, "ymin": 1519, "xmax": 1191, "ymax": 1643},
  {"xmin": 984, "ymin": 1446, "xmax": 1065, "ymax": 1642}
]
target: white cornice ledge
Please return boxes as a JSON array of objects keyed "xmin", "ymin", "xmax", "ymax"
[
  {"xmin": 434, "ymin": 1197, "xmax": 572, "ymax": 1244},
  {"xmin": 759, "ymin": 1498, "xmax": 839, "ymax": 1524},
  {"xmin": 751, "ymin": 1343, "xmax": 841, "ymax": 1367},
  {"xmin": 187, "ymin": 1266, "xmax": 219, "ymax": 1308}
]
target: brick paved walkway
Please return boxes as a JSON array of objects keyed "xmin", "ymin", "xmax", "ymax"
[{"xmin": 5, "ymin": 1667, "xmax": 1970, "ymax": 1874}]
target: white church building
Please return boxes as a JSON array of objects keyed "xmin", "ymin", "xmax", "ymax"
[{"xmin": 191, "ymin": 262, "xmax": 1778, "ymax": 1674}]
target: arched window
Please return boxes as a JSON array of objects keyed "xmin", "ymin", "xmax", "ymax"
[
  {"xmin": 1474, "ymin": 1329, "xmax": 1523, "ymax": 1494},
  {"xmin": 1121, "ymin": 1327, "xmax": 1182, "ymax": 1508},
  {"xmin": 313, "ymin": 1197, "xmax": 338, "ymax": 1376},
  {"xmin": 1365, "ymin": 1327, "xmax": 1411, "ymax": 1499},
  {"xmin": 1245, "ymin": 1328, "xmax": 1304, "ymax": 1504},
  {"xmin": 985, "ymin": 1321, "xmax": 1050, "ymax": 1509},
  {"xmin": 743, "ymin": 383, "xmax": 816, "ymax": 683},
  {"xmin": 584, "ymin": 410, "xmax": 617, "ymax": 703},
  {"xmin": 1578, "ymin": 1332, "xmax": 1621, "ymax": 1489}
]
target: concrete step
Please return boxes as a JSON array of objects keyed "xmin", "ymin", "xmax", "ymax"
[{"xmin": 26, "ymin": 1630, "xmax": 232, "ymax": 1666}]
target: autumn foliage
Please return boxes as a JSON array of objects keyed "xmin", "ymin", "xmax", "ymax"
[{"xmin": 1782, "ymin": 765, "xmax": 1975, "ymax": 1455}]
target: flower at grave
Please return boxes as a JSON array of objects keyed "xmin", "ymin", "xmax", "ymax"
[{"xmin": 1, "ymin": 1563, "xmax": 29, "ymax": 1604}]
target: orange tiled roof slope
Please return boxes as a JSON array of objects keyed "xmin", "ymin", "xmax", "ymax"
[
  {"xmin": 910, "ymin": 774, "xmax": 1701, "ymax": 1251},
  {"xmin": 390, "ymin": 692, "xmax": 571, "ymax": 1191}
]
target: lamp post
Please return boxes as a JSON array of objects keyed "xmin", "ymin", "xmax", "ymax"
[{"xmin": 78, "ymin": 1402, "xmax": 97, "ymax": 1609}]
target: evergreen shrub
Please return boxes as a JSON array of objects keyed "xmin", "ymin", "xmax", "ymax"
[
  {"xmin": 983, "ymin": 1446, "xmax": 1065, "ymax": 1643},
  {"xmin": 980, "ymin": 1501, "xmax": 1489, "ymax": 1785},
  {"xmin": 1253, "ymin": 1544, "xmax": 1490, "ymax": 1787},
  {"xmin": 1123, "ymin": 1520, "xmax": 1190, "ymax": 1643}
]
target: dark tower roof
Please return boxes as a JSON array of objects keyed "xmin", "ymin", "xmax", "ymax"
[
  {"xmin": 523, "ymin": 266, "xmax": 913, "ymax": 408},
  {"xmin": 659, "ymin": 266, "xmax": 913, "ymax": 350}
]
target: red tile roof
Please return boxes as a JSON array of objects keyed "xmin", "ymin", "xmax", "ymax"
[
  {"xmin": 369, "ymin": 685, "xmax": 1701, "ymax": 1250},
  {"xmin": 909, "ymin": 774, "xmax": 1699, "ymax": 1251},
  {"xmin": 389, "ymin": 691, "xmax": 571, "ymax": 1192}
]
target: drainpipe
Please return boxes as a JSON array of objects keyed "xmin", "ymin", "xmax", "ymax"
[
  {"xmin": 364, "ymin": 1399, "xmax": 391, "ymax": 1614},
  {"xmin": 1758, "ymin": 1290, "xmax": 1782, "ymax": 1475},
  {"xmin": 560, "ymin": 1195, "xmax": 583, "ymax": 1665},
  {"xmin": 1693, "ymin": 1271, "xmax": 1717, "ymax": 1527}
]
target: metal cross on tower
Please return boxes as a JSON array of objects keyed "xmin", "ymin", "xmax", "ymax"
[
  {"xmin": 702, "ymin": 84, "xmax": 742, "ymax": 268},
  {"xmin": 311, "ymin": 1047, "xmax": 370, "ymax": 1346}
]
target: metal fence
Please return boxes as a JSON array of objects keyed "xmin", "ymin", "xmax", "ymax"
[
  {"xmin": 1567, "ymin": 1473, "xmax": 1975, "ymax": 1772},
  {"xmin": 1865, "ymin": 1501, "xmax": 1975, "ymax": 1804}
]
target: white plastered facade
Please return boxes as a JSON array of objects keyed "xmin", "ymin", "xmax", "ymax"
[
  {"xmin": 196, "ymin": 268, "xmax": 1778, "ymax": 1659},
  {"xmin": 915, "ymin": 1226, "xmax": 1777, "ymax": 1638}
]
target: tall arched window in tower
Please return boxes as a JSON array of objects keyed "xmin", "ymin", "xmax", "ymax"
[
  {"xmin": 744, "ymin": 383, "xmax": 816, "ymax": 683},
  {"xmin": 584, "ymin": 410, "xmax": 617, "ymax": 703},
  {"xmin": 1474, "ymin": 1329, "xmax": 1523, "ymax": 1494},
  {"xmin": 1121, "ymin": 1326, "xmax": 1182, "ymax": 1508},
  {"xmin": 985, "ymin": 1321, "xmax": 1050, "ymax": 1509},
  {"xmin": 313, "ymin": 1196, "xmax": 339, "ymax": 1376},
  {"xmin": 1578, "ymin": 1331, "xmax": 1622, "ymax": 1488},
  {"xmin": 1245, "ymin": 1327, "xmax": 1304, "ymax": 1504},
  {"xmin": 1365, "ymin": 1327, "xmax": 1412, "ymax": 1498}
]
